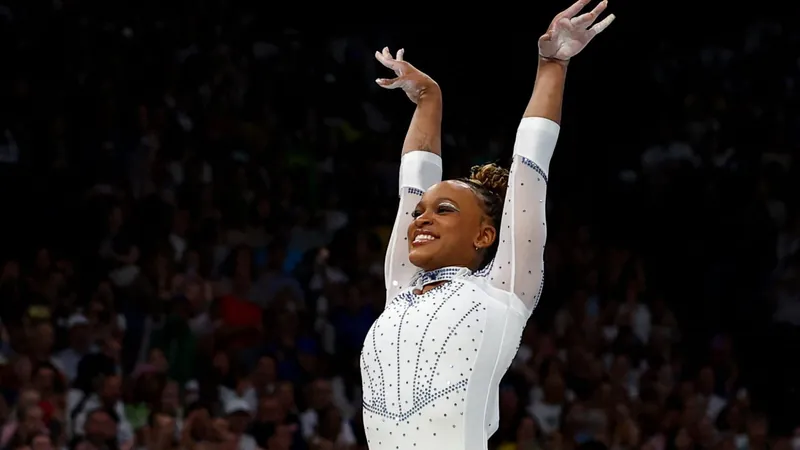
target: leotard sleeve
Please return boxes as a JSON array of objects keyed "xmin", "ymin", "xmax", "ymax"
[
  {"xmin": 384, "ymin": 151, "xmax": 443, "ymax": 303},
  {"xmin": 483, "ymin": 117, "xmax": 559, "ymax": 311}
]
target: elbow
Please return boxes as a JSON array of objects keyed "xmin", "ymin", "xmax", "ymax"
[{"xmin": 514, "ymin": 118, "xmax": 560, "ymax": 176}]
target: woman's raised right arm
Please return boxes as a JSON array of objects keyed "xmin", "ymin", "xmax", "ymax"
[{"xmin": 375, "ymin": 48, "xmax": 443, "ymax": 302}]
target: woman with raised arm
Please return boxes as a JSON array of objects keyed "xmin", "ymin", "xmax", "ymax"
[{"xmin": 361, "ymin": 2, "xmax": 614, "ymax": 450}]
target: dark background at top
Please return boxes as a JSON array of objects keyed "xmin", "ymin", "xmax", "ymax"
[{"xmin": 0, "ymin": 0, "xmax": 797, "ymax": 437}]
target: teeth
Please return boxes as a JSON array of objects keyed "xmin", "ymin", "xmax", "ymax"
[{"xmin": 413, "ymin": 234, "xmax": 436, "ymax": 243}]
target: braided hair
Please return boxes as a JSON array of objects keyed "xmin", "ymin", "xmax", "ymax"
[{"xmin": 459, "ymin": 163, "xmax": 509, "ymax": 270}]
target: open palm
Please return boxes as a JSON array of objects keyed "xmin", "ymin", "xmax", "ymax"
[
  {"xmin": 539, "ymin": 0, "xmax": 615, "ymax": 61},
  {"xmin": 374, "ymin": 47, "xmax": 438, "ymax": 104}
]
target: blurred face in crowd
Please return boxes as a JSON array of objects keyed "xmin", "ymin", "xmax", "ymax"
[
  {"xmin": 73, "ymin": 441, "xmax": 97, "ymax": 450},
  {"xmin": 186, "ymin": 408, "xmax": 212, "ymax": 441},
  {"xmin": 319, "ymin": 407, "xmax": 342, "ymax": 441},
  {"xmin": 87, "ymin": 300, "xmax": 109, "ymax": 326},
  {"xmin": 345, "ymin": 285, "xmax": 365, "ymax": 312},
  {"xmin": 674, "ymin": 427, "xmax": 693, "ymax": 450},
  {"xmin": 212, "ymin": 417, "xmax": 234, "ymax": 442},
  {"xmin": 678, "ymin": 380, "xmax": 695, "ymax": 401},
  {"xmin": 20, "ymin": 405, "xmax": 45, "ymax": 433},
  {"xmin": 726, "ymin": 405, "xmax": 744, "ymax": 431},
  {"xmin": 31, "ymin": 323, "xmax": 54, "ymax": 354},
  {"xmin": 499, "ymin": 388, "xmax": 518, "ymax": 416},
  {"xmin": 173, "ymin": 210, "xmax": 189, "ymax": 236},
  {"xmin": 610, "ymin": 355, "xmax": 630, "ymax": 379},
  {"xmin": 697, "ymin": 367, "xmax": 714, "ymax": 394},
  {"xmin": 268, "ymin": 424, "xmax": 295, "ymax": 450},
  {"xmin": 406, "ymin": 181, "xmax": 495, "ymax": 272},
  {"xmin": 594, "ymin": 382, "xmax": 612, "ymax": 407},
  {"xmin": 32, "ymin": 365, "xmax": 56, "ymax": 393},
  {"xmin": 30, "ymin": 434, "xmax": 53, "ymax": 450},
  {"xmin": 108, "ymin": 206, "xmax": 123, "ymax": 231},
  {"xmin": 85, "ymin": 410, "xmax": 116, "ymax": 442},
  {"xmin": 309, "ymin": 379, "xmax": 332, "ymax": 410},
  {"xmin": 153, "ymin": 254, "xmax": 170, "ymax": 280},
  {"xmin": 100, "ymin": 375, "xmax": 122, "ymax": 404},
  {"xmin": 276, "ymin": 382, "xmax": 295, "ymax": 410},
  {"xmin": 235, "ymin": 377, "xmax": 252, "ymax": 396},
  {"xmin": 161, "ymin": 381, "xmax": 180, "ymax": 412},
  {"xmin": 257, "ymin": 198, "xmax": 271, "ymax": 219},
  {"xmin": 543, "ymin": 373, "xmax": 565, "ymax": 404},
  {"xmin": 748, "ymin": 415, "xmax": 768, "ymax": 441},
  {"xmin": 253, "ymin": 356, "xmax": 277, "ymax": 386},
  {"xmin": 148, "ymin": 348, "xmax": 169, "ymax": 373},
  {"xmin": 257, "ymin": 396, "xmax": 283, "ymax": 423},
  {"xmin": 234, "ymin": 248, "xmax": 252, "ymax": 278},
  {"xmin": 516, "ymin": 417, "xmax": 537, "ymax": 441},
  {"xmin": 14, "ymin": 360, "xmax": 34, "ymax": 386},
  {"xmin": 185, "ymin": 250, "xmax": 201, "ymax": 275},
  {"xmin": 1, "ymin": 260, "xmax": 20, "ymax": 280},
  {"xmin": 681, "ymin": 396, "xmax": 703, "ymax": 425},
  {"xmin": 184, "ymin": 278, "xmax": 209, "ymax": 311},
  {"xmin": 716, "ymin": 435, "xmax": 737, "ymax": 450},
  {"xmin": 69, "ymin": 323, "xmax": 91, "ymax": 349},
  {"xmin": 213, "ymin": 352, "xmax": 230, "ymax": 375},
  {"xmin": 35, "ymin": 249, "xmax": 51, "ymax": 272},
  {"xmin": 152, "ymin": 412, "xmax": 177, "ymax": 442},
  {"xmin": 297, "ymin": 350, "xmax": 318, "ymax": 375},
  {"xmin": 696, "ymin": 416, "xmax": 716, "ymax": 445},
  {"xmin": 569, "ymin": 289, "xmax": 588, "ymax": 313},
  {"xmin": 101, "ymin": 338, "xmax": 121, "ymax": 361},
  {"xmin": 18, "ymin": 389, "xmax": 40, "ymax": 409},
  {"xmin": 226, "ymin": 411, "xmax": 251, "ymax": 435}
]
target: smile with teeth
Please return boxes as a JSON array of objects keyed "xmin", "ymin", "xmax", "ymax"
[{"xmin": 413, "ymin": 233, "xmax": 437, "ymax": 245}]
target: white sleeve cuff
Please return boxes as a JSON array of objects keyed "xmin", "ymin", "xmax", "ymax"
[
  {"xmin": 513, "ymin": 117, "xmax": 560, "ymax": 177},
  {"xmin": 399, "ymin": 151, "xmax": 443, "ymax": 196}
]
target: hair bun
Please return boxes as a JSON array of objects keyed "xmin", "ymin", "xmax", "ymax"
[{"xmin": 469, "ymin": 163, "xmax": 509, "ymax": 199}]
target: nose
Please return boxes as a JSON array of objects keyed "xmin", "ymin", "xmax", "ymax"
[{"xmin": 414, "ymin": 211, "xmax": 433, "ymax": 227}]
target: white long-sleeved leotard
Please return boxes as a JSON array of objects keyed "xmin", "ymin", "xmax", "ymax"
[{"xmin": 361, "ymin": 117, "xmax": 559, "ymax": 450}]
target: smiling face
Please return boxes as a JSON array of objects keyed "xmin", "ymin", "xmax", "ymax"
[{"xmin": 406, "ymin": 180, "xmax": 497, "ymax": 272}]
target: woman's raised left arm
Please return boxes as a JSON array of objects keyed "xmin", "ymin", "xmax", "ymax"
[{"xmin": 487, "ymin": 0, "xmax": 615, "ymax": 311}]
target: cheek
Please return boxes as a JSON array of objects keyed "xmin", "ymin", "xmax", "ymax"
[
  {"xmin": 439, "ymin": 220, "xmax": 471, "ymax": 245},
  {"xmin": 442, "ymin": 214, "xmax": 483, "ymax": 244}
]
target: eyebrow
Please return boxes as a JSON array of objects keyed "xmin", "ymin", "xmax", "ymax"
[
  {"xmin": 416, "ymin": 197, "xmax": 460, "ymax": 210},
  {"xmin": 436, "ymin": 197, "xmax": 458, "ymax": 205}
]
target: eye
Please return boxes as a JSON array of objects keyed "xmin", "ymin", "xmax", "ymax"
[
  {"xmin": 411, "ymin": 209, "xmax": 422, "ymax": 218},
  {"xmin": 437, "ymin": 203, "xmax": 457, "ymax": 214}
]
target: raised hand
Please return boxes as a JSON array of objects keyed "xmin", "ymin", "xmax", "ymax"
[
  {"xmin": 375, "ymin": 47, "xmax": 439, "ymax": 104},
  {"xmin": 539, "ymin": 0, "xmax": 615, "ymax": 61}
]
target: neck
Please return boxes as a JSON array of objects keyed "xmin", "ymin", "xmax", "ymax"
[{"xmin": 409, "ymin": 266, "xmax": 474, "ymax": 296}]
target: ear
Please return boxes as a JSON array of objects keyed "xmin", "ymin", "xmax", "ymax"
[{"xmin": 474, "ymin": 222, "xmax": 497, "ymax": 251}]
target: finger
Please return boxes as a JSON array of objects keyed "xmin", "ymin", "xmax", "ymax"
[
  {"xmin": 382, "ymin": 47, "xmax": 393, "ymax": 61},
  {"xmin": 396, "ymin": 48, "xmax": 405, "ymax": 62},
  {"xmin": 571, "ymin": 0, "xmax": 607, "ymax": 28},
  {"xmin": 374, "ymin": 51, "xmax": 397, "ymax": 70},
  {"xmin": 539, "ymin": 31, "xmax": 553, "ymax": 42},
  {"xmin": 375, "ymin": 77, "xmax": 404, "ymax": 89},
  {"xmin": 588, "ymin": 13, "xmax": 615, "ymax": 36},
  {"xmin": 558, "ymin": 0, "xmax": 591, "ymax": 19}
]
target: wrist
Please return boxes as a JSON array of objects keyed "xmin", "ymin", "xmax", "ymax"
[
  {"xmin": 418, "ymin": 83, "xmax": 442, "ymax": 103},
  {"xmin": 538, "ymin": 55, "xmax": 570, "ymax": 68}
]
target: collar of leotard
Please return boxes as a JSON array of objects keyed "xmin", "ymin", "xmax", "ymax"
[{"xmin": 410, "ymin": 266, "xmax": 473, "ymax": 288}]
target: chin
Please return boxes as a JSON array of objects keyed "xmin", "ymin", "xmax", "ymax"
[{"xmin": 408, "ymin": 246, "xmax": 438, "ymax": 271}]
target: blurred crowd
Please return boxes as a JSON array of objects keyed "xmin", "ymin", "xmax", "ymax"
[{"xmin": 0, "ymin": 2, "xmax": 799, "ymax": 450}]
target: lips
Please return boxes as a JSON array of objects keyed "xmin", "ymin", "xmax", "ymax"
[{"xmin": 412, "ymin": 229, "xmax": 439, "ymax": 246}]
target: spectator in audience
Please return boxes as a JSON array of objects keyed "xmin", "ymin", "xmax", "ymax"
[{"xmin": 0, "ymin": 3, "xmax": 797, "ymax": 449}]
